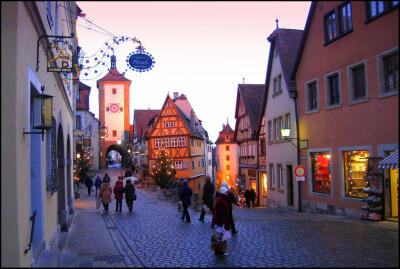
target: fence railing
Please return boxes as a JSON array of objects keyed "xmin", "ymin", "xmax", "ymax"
[{"xmin": 24, "ymin": 210, "xmax": 37, "ymax": 254}]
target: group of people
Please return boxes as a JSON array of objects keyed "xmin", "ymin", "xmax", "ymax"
[
  {"xmin": 244, "ymin": 188, "xmax": 257, "ymax": 208},
  {"xmin": 177, "ymin": 176, "xmax": 239, "ymax": 236},
  {"xmin": 84, "ymin": 168, "xmax": 136, "ymax": 214}
]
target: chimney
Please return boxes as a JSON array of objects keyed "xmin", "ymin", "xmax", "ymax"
[{"xmin": 173, "ymin": 92, "xmax": 179, "ymax": 99}]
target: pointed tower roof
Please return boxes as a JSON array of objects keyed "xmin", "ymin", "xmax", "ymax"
[
  {"xmin": 215, "ymin": 123, "xmax": 235, "ymax": 144},
  {"xmin": 97, "ymin": 54, "xmax": 131, "ymax": 88}
]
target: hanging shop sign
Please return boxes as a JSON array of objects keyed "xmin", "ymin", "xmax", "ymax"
[{"xmin": 126, "ymin": 49, "xmax": 155, "ymax": 72}]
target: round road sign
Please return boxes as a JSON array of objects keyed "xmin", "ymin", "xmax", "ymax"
[{"xmin": 295, "ymin": 165, "xmax": 307, "ymax": 177}]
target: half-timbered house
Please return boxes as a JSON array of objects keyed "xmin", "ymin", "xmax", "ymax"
[
  {"xmin": 234, "ymin": 84, "xmax": 265, "ymax": 206},
  {"xmin": 148, "ymin": 94, "xmax": 209, "ymax": 202}
]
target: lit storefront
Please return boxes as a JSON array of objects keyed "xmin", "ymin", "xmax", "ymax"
[
  {"xmin": 310, "ymin": 152, "xmax": 331, "ymax": 194},
  {"xmin": 378, "ymin": 150, "xmax": 399, "ymax": 220},
  {"xmin": 343, "ymin": 150, "xmax": 369, "ymax": 198}
]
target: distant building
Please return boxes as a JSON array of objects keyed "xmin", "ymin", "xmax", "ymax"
[
  {"xmin": 234, "ymin": 84, "xmax": 265, "ymax": 206},
  {"xmin": 75, "ymin": 82, "xmax": 100, "ymax": 171},
  {"xmin": 215, "ymin": 123, "xmax": 239, "ymax": 194},
  {"xmin": 97, "ymin": 54, "xmax": 131, "ymax": 168},
  {"xmin": 290, "ymin": 1, "xmax": 398, "ymax": 218},
  {"xmin": 132, "ymin": 109, "xmax": 160, "ymax": 179}
]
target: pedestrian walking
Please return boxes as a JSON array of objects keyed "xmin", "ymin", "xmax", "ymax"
[
  {"xmin": 221, "ymin": 182, "xmax": 238, "ymax": 235},
  {"xmin": 98, "ymin": 179, "xmax": 112, "ymax": 214},
  {"xmin": 85, "ymin": 176, "xmax": 94, "ymax": 196},
  {"xmin": 94, "ymin": 175, "xmax": 102, "ymax": 197},
  {"xmin": 103, "ymin": 173, "xmax": 111, "ymax": 183},
  {"xmin": 113, "ymin": 178, "xmax": 124, "ymax": 212},
  {"xmin": 250, "ymin": 188, "xmax": 256, "ymax": 208},
  {"xmin": 199, "ymin": 176, "xmax": 215, "ymax": 221},
  {"xmin": 124, "ymin": 179, "xmax": 136, "ymax": 212},
  {"xmin": 211, "ymin": 185, "xmax": 232, "ymax": 256},
  {"xmin": 244, "ymin": 188, "xmax": 251, "ymax": 208},
  {"xmin": 177, "ymin": 178, "xmax": 184, "ymax": 211},
  {"xmin": 179, "ymin": 179, "xmax": 192, "ymax": 223},
  {"xmin": 125, "ymin": 168, "xmax": 133, "ymax": 177}
]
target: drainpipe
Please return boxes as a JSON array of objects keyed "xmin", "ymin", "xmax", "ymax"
[{"xmin": 290, "ymin": 90, "xmax": 302, "ymax": 212}]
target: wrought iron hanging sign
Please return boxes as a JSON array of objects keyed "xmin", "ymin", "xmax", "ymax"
[
  {"xmin": 78, "ymin": 36, "xmax": 155, "ymax": 81},
  {"xmin": 126, "ymin": 49, "xmax": 155, "ymax": 72},
  {"xmin": 47, "ymin": 39, "xmax": 74, "ymax": 72}
]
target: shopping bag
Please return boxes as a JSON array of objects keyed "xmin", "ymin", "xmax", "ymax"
[{"xmin": 96, "ymin": 197, "xmax": 101, "ymax": 209}]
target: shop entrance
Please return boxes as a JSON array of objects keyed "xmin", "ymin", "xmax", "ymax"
[{"xmin": 287, "ymin": 165, "xmax": 294, "ymax": 206}]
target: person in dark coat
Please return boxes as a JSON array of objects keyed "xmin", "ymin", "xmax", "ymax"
[
  {"xmin": 221, "ymin": 182, "xmax": 238, "ymax": 235},
  {"xmin": 124, "ymin": 179, "xmax": 136, "ymax": 212},
  {"xmin": 244, "ymin": 188, "xmax": 252, "ymax": 208},
  {"xmin": 85, "ymin": 176, "xmax": 94, "ymax": 196},
  {"xmin": 211, "ymin": 186, "xmax": 231, "ymax": 256},
  {"xmin": 94, "ymin": 175, "xmax": 102, "ymax": 197},
  {"xmin": 250, "ymin": 188, "xmax": 256, "ymax": 208},
  {"xmin": 179, "ymin": 179, "xmax": 192, "ymax": 223},
  {"xmin": 199, "ymin": 176, "xmax": 215, "ymax": 221},
  {"xmin": 125, "ymin": 168, "xmax": 133, "ymax": 177},
  {"xmin": 103, "ymin": 173, "xmax": 111, "ymax": 183},
  {"xmin": 113, "ymin": 178, "xmax": 124, "ymax": 212},
  {"xmin": 177, "ymin": 178, "xmax": 185, "ymax": 212}
]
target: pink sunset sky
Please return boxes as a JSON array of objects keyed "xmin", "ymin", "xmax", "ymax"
[{"xmin": 76, "ymin": 1, "xmax": 311, "ymax": 142}]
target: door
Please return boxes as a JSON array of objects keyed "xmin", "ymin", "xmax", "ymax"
[
  {"xmin": 390, "ymin": 168, "xmax": 398, "ymax": 218},
  {"xmin": 287, "ymin": 165, "xmax": 294, "ymax": 206}
]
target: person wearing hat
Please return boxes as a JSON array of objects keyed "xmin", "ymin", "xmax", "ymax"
[
  {"xmin": 221, "ymin": 181, "xmax": 238, "ymax": 235},
  {"xmin": 211, "ymin": 185, "xmax": 231, "ymax": 255}
]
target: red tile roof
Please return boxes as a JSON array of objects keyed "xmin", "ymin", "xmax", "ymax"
[
  {"xmin": 215, "ymin": 123, "xmax": 235, "ymax": 144},
  {"xmin": 236, "ymin": 84, "xmax": 265, "ymax": 134},
  {"xmin": 133, "ymin": 109, "xmax": 160, "ymax": 139},
  {"xmin": 76, "ymin": 81, "xmax": 91, "ymax": 110},
  {"xmin": 97, "ymin": 68, "xmax": 131, "ymax": 82}
]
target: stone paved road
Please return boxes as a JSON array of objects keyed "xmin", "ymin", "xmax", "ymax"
[{"xmin": 101, "ymin": 177, "xmax": 398, "ymax": 268}]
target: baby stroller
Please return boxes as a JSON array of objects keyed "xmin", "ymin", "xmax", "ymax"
[{"xmin": 211, "ymin": 226, "xmax": 231, "ymax": 255}]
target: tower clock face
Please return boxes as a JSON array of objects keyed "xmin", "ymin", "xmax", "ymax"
[{"xmin": 109, "ymin": 103, "xmax": 120, "ymax": 113}]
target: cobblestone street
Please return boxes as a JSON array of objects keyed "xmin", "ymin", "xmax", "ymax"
[{"xmin": 60, "ymin": 169, "xmax": 399, "ymax": 268}]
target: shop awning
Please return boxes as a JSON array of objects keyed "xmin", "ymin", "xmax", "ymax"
[{"xmin": 378, "ymin": 150, "xmax": 399, "ymax": 169}]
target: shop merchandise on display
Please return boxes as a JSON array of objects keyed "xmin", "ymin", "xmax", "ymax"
[{"xmin": 360, "ymin": 157, "xmax": 384, "ymax": 222}]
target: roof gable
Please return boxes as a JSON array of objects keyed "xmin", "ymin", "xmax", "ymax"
[
  {"xmin": 133, "ymin": 109, "xmax": 160, "ymax": 139},
  {"xmin": 237, "ymin": 84, "xmax": 265, "ymax": 134},
  {"xmin": 215, "ymin": 123, "xmax": 235, "ymax": 144}
]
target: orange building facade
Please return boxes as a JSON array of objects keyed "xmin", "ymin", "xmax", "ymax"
[
  {"xmin": 215, "ymin": 123, "xmax": 239, "ymax": 194},
  {"xmin": 291, "ymin": 1, "xmax": 398, "ymax": 218},
  {"xmin": 148, "ymin": 95, "xmax": 208, "ymax": 200}
]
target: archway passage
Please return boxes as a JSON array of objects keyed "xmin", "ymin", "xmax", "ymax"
[{"xmin": 105, "ymin": 144, "xmax": 130, "ymax": 169}]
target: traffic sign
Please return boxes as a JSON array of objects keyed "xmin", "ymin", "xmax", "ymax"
[{"xmin": 295, "ymin": 165, "xmax": 306, "ymax": 177}]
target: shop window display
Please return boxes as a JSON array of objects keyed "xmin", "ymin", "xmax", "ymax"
[
  {"xmin": 343, "ymin": 150, "xmax": 369, "ymax": 198},
  {"xmin": 311, "ymin": 152, "xmax": 331, "ymax": 194}
]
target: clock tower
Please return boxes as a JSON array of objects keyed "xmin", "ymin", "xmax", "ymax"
[{"xmin": 97, "ymin": 54, "xmax": 131, "ymax": 168}]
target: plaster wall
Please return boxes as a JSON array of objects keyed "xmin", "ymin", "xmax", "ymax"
[
  {"xmin": 104, "ymin": 84, "xmax": 125, "ymax": 142},
  {"xmin": 295, "ymin": 1, "xmax": 398, "ymax": 214},
  {"xmin": 265, "ymin": 45, "xmax": 298, "ymax": 209}
]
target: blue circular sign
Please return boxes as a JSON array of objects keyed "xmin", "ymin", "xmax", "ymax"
[{"xmin": 126, "ymin": 50, "xmax": 155, "ymax": 72}]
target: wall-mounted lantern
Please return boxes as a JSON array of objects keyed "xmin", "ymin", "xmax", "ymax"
[
  {"xmin": 280, "ymin": 127, "xmax": 308, "ymax": 149},
  {"xmin": 24, "ymin": 86, "xmax": 53, "ymax": 141}
]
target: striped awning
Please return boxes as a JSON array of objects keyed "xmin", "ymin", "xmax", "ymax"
[{"xmin": 378, "ymin": 150, "xmax": 399, "ymax": 169}]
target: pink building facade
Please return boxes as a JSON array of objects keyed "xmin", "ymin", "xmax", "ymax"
[{"xmin": 291, "ymin": 1, "xmax": 398, "ymax": 218}]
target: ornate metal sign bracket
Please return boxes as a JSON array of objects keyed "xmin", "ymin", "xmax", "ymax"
[{"xmin": 36, "ymin": 33, "xmax": 75, "ymax": 72}]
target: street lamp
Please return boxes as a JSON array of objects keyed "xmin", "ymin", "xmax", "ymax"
[{"xmin": 23, "ymin": 86, "xmax": 54, "ymax": 141}]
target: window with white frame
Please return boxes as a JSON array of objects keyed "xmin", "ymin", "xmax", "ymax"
[
  {"xmin": 279, "ymin": 117, "xmax": 284, "ymax": 140},
  {"xmin": 269, "ymin": 164, "xmax": 275, "ymax": 189},
  {"xmin": 273, "ymin": 74, "xmax": 282, "ymax": 94},
  {"xmin": 274, "ymin": 119, "xmax": 278, "ymax": 141},
  {"xmin": 325, "ymin": 72, "xmax": 341, "ymax": 107},
  {"xmin": 306, "ymin": 80, "xmax": 319, "ymax": 112},
  {"xmin": 162, "ymin": 138, "xmax": 170, "ymax": 147},
  {"xmin": 170, "ymin": 122, "xmax": 175, "ymax": 128},
  {"xmin": 378, "ymin": 49, "xmax": 399, "ymax": 95},
  {"xmin": 284, "ymin": 114, "xmax": 291, "ymax": 134},
  {"xmin": 278, "ymin": 164, "xmax": 283, "ymax": 190},
  {"xmin": 155, "ymin": 139, "xmax": 161, "ymax": 149},
  {"xmin": 175, "ymin": 161, "xmax": 183, "ymax": 170},
  {"xmin": 164, "ymin": 122, "xmax": 169, "ymax": 128},
  {"xmin": 178, "ymin": 137, "xmax": 186, "ymax": 147},
  {"xmin": 348, "ymin": 62, "xmax": 367, "ymax": 103},
  {"xmin": 171, "ymin": 137, "xmax": 178, "ymax": 147}
]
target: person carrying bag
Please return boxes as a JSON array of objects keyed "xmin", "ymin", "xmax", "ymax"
[{"xmin": 124, "ymin": 179, "xmax": 136, "ymax": 212}]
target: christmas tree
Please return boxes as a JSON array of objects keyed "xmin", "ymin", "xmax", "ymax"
[{"xmin": 150, "ymin": 147, "xmax": 176, "ymax": 189}]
